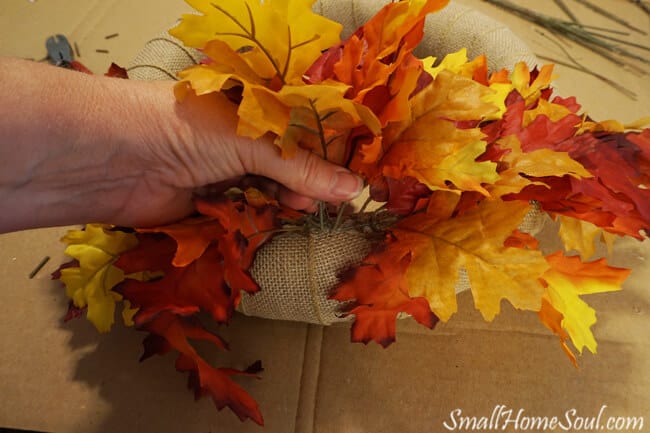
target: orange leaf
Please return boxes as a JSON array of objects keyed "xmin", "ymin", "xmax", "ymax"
[
  {"xmin": 541, "ymin": 252, "xmax": 630, "ymax": 355},
  {"xmin": 332, "ymin": 241, "xmax": 438, "ymax": 347}
]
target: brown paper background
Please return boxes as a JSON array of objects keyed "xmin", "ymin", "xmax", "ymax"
[{"xmin": 1, "ymin": 1, "xmax": 648, "ymax": 432}]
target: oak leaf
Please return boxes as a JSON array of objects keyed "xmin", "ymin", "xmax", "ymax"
[
  {"xmin": 170, "ymin": 0, "xmax": 342, "ymax": 85},
  {"xmin": 140, "ymin": 312, "xmax": 264, "ymax": 425},
  {"xmin": 58, "ymin": 224, "xmax": 138, "ymax": 332},
  {"xmin": 394, "ymin": 200, "xmax": 548, "ymax": 321},
  {"xmin": 332, "ymin": 242, "xmax": 438, "ymax": 347},
  {"xmin": 380, "ymin": 70, "xmax": 499, "ymax": 194},
  {"xmin": 540, "ymin": 253, "xmax": 630, "ymax": 356}
]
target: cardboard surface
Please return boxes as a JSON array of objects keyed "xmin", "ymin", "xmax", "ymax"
[{"xmin": 1, "ymin": 1, "xmax": 649, "ymax": 432}]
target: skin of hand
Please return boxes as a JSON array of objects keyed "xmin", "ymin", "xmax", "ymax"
[{"xmin": 0, "ymin": 57, "xmax": 364, "ymax": 233}]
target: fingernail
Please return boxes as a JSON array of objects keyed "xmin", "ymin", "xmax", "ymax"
[{"xmin": 331, "ymin": 171, "xmax": 363, "ymax": 199}]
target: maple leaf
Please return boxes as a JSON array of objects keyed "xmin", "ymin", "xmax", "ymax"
[
  {"xmin": 393, "ymin": 200, "xmax": 548, "ymax": 321},
  {"xmin": 140, "ymin": 312, "xmax": 264, "ymax": 425},
  {"xmin": 170, "ymin": 0, "xmax": 342, "ymax": 85},
  {"xmin": 332, "ymin": 241, "xmax": 438, "ymax": 347},
  {"xmin": 540, "ymin": 253, "xmax": 630, "ymax": 356},
  {"xmin": 57, "ymin": 224, "xmax": 138, "ymax": 332}
]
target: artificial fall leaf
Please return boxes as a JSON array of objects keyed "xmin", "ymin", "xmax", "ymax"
[
  {"xmin": 140, "ymin": 312, "xmax": 264, "ymax": 425},
  {"xmin": 491, "ymin": 92, "xmax": 650, "ymax": 238},
  {"xmin": 541, "ymin": 252, "xmax": 630, "ymax": 355},
  {"xmin": 116, "ymin": 194, "xmax": 281, "ymax": 325},
  {"xmin": 175, "ymin": 39, "xmax": 267, "ymax": 101},
  {"xmin": 513, "ymin": 130, "xmax": 650, "ymax": 238},
  {"xmin": 393, "ymin": 200, "xmax": 548, "ymax": 321},
  {"xmin": 557, "ymin": 216, "xmax": 618, "ymax": 261},
  {"xmin": 305, "ymin": 0, "xmax": 447, "ymax": 125},
  {"xmin": 487, "ymin": 135, "xmax": 590, "ymax": 198},
  {"xmin": 58, "ymin": 224, "xmax": 138, "ymax": 332},
  {"xmin": 138, "ymin": 216, "xmax": 225, "ymax": 267},
  {"xmin": 510, "ymin": 62, "xmax": 555, "ymax": 105},
  {"xmin": 236, "ymin": 82, "xmax": 380, "ymax": 158},
  {"xmin": 423, "ymin": 49, "xmax": 511, "ymax": 121},
  {"xmin": 377, "ymin": 69, "xmax": 500, "ymax": 195},
  {"xmin": 332, "ymin": 242, "xmax": 438, "ymax": 347},
  {"xmin": 170, "ymin": 0, "xmax": 342, "ymax": 85},
  {"xmin": 537, "ymin": 298, "xmax": 577, "ymax": 367},
  {"xmin": 116, "ymin": 235, "xmax": 237, "ymax": 324},
  {"xmin": 522, "ymin": 98, "xmax": 572, "ymax": 128},
  {"xmin": 577, "ymin": 116, "xmax": 650, "ymax": 134}
]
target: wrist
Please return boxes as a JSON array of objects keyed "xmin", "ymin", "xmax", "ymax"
[{"xmin": 0, "ymin": 58, "xmax": 179, "ymax": 231}]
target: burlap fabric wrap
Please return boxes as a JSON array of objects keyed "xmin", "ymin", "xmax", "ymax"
[{"xmin": 128, "ymin": 1, "xmax": 543, "ymax": 325}]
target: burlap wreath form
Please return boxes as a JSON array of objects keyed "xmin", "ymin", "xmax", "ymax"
[{"xmin": 128, "ymin": 0, "xmax": 544, "ymax": 325}]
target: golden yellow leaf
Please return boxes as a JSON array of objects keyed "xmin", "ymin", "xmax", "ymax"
[
  {"xmin": 395, "ymin": 200, "xmax": 548, "ymax": 321},
  {"xmin": 558, "ymin": 216, "xmax": 606, "ymax": 261},
  {"xmin": 542, "ymin": 253, "xmax": 629, "ymax": 354},
  {"xmin": 59, "ymin": 224, "xmax": 138, "ymax": 332},
  {"xmin": 523, "ymin": 98, "xmax": 572, "ymax": 128},
  {"xmin": 175, "ymin": 39, "xmax": 266, "ymax": 99},
  {"xmin": 577, "ymin": 116, "xmax": 650, "ymax": 134},
  {"xmin": 510, "ymin": 62, "xmax": 555, "ymax": 105},
  {"xmin": 170, "ymin": 0, "xmax": 342, "ymax": 85},
  {"xmin": 236, "ymin": 82, "xmax": 381, "ymax": 159},
  {"xmin": 489, "ymin": 135, "xmax": 591, "ymax": 197},
  {"xmin": 381, "ymin": 70, "xmax": 499, "ymax": 194}
]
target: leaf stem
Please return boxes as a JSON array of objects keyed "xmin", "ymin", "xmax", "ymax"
[{"xmin": 210, "ymin": 2, "xmax": 286, "ymax": 84}]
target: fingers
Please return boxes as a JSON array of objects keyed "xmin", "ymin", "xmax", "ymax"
[{"xmin": 237, "ymin": 140, "xmax": 364, "ymax": 204}]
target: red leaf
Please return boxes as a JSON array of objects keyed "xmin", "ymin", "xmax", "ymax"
[
  {"xmin": 116, "ymin": 238, "xmax": 237, "ymax": 324},
  {"xmin": 332, "ymin": 240, "xmax": 438, "ymax": 347},
  {"xmin": 105, "ymin": 62, "xmax": 128, "ymax": 78},
  {"xmin": 140, "ymin": 312, "xmax": 263, "ymax": 425}
]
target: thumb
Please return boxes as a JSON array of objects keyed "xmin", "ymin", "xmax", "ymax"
[{"xmin": 238, "ymin": 142, "xmax": 364, "ymax": 203}]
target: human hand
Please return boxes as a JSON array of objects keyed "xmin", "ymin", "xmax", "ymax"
[{"xmin": 0, "ymin": 57, "xmax": 363, "ymax": 232}]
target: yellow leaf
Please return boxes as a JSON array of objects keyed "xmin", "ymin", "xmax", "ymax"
[
  {"xmin": 423, "ymin": 49, "xmax": 510, "ymax": 121},
  {"xmin": 577, "ymin": 116, "xmax": 650, "ymax": 134},
  {"xmin": 482, "ymin": 82, "xmax": 512, "ymax": 121},
  {"xmin": 395, "ymin": 200, "xmax": 547, "ymax": 321},
  {"xmin": 237, "ymin": 82, "xmax": 381, "ymax": 160},
  {"xmin": 382, "ymin": 119, "xmax": 497, "ymax": 194},
  {"xmin": 175, "ymin": 39, "xmax": 266, "ymax": 98},
  {"xmin": 558, "ymin": 216, "xmax": 605, "ymax": 261},
  {"xmin": 489, "ymin": 135, "xmax": 591, "ymax": 197},
  {"xmin": 59, "ymin": 225, "xmax": 138, "ymax": 332},
  {"xmin": 523, "ymin": 98, "xmax": 572, "ymax": 128},
  {"xmin": 510, "ymin": 62, "xmax": 555, "ymax": 105},
  {"xmin": 541, "ymin": 253, "xmax": 629, "ymax": 354},
  {"xmin": 170, "ymin": 0, "xmax": 342, "ymax": 85},
  {"xmin": 381, "ymin": 70, "xmax": 499, "ymax": 194}
]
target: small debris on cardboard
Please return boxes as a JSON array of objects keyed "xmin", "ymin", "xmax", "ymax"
[{"xmin": 29, "ymin": 256, "xmax": 50, "ymax": 279}]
